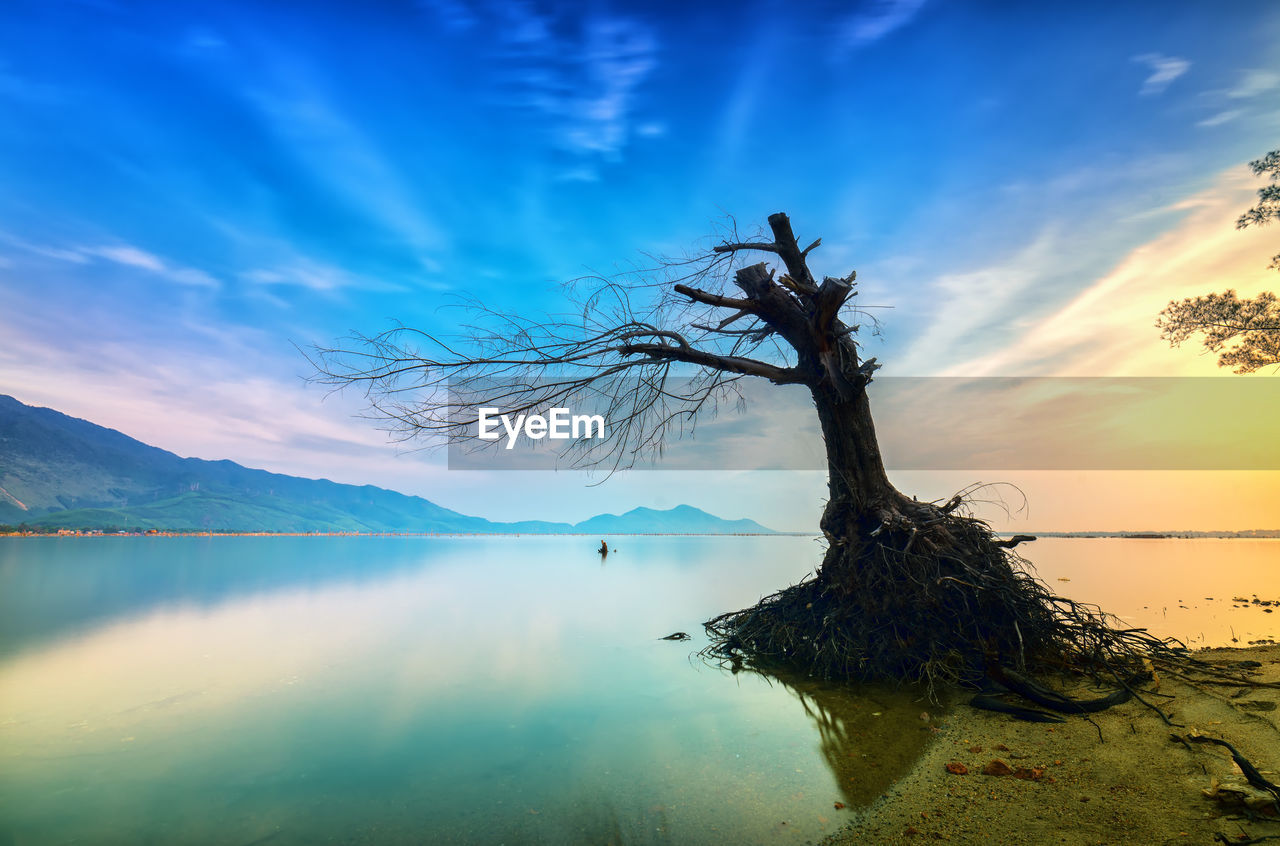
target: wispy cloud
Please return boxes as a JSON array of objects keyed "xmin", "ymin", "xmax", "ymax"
[
  {"xmin": 247, "ymin": 83, "xmax": 446, "ymax": 259},
  {"xmin": 2, "ymin": 234, "xmax": 218, "ymax": 287},
  {"xmin": 892, "ymin": 229, "xmax": 1067, "ymax": 374},
  {"xmin": 204, "ymin": 213, "xmax": 426, "ymax": 296},
  {"xmin": 462, "ymin": 1, "xmax": 660, "ymax": 169},
  {"xmin": 555, "ymin": 166, "xmax": 601, "ymax": 184},
  {"xmin": 241, "ymin": 257, "xmax": 401, "ymax": 293},
  {"xmin": 87, "ymin": 244, "xmax": 165, "ymax": 272},
  {"xmin": 85, "ymin": 244, "xmax": 217, "ymax": 286},
  {"xmin": 181, "ymin": 27, "xmax": 227, "ymax": 53},
  {"xmin": 1132, "ymin": 52, "xmax": 1190, "ymax": 96},
  {"xmin": 840, "ymin": 0, "xmax": 929, "ymax": 48},
  {"xmin": 419, "ymin": 0, "xmax": 478, "ymax": 32},
  {"xmin": 0, "ymin": 62, "xmax": 63, "ymax": 104},
  {"xmin": 0, "ymin": 232, "xmax": 89, "ymax": 263},
  {"xmin": 935, "ymin": 165, "xmax": 1274, "ymax": 377},
  {"xmin": 1192, "ymin": 68, "xmax": 1278, "ymax": 129},
  {"xmin": 1197, "ymin": 109, "xmax": 1242, "ymax": 128},
  {"xmin": 1227, "ymin": 69, "xmax": 1280, "ymax": 99},
  {"xmin": 562, "ymin": 16, "xmax": 659, "ymax": 158}
]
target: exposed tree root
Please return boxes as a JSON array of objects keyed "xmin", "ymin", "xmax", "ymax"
[
  {"xmin": 702, "ymin": 496, "xmax": 1195, "ymax": 699},
  {"xmin": 1186, "ymin": 733, "xmax": 1280, "ymax": 816}
]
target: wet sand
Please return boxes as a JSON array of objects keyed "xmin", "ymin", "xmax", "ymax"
[{"xmin": 825, "ymin": 646, "xmax": 1280, "ymax": 845}]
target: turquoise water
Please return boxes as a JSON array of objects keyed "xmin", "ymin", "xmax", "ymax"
[
  {"xmin": 0, "ymin": 536, "xmax": 935, "ymax": 845},
  {"xmin": 3, "ymin": 536, "xmax": 1274, "ymax": 845}
]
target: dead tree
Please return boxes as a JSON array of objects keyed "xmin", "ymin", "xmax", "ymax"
[{"xmin": 312, "ymin": 212, "xmax": 1187, "ymax": 690}]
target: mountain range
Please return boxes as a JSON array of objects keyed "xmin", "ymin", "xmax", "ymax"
[{"xmin": 0, "ymin": 395, "xmax": 773, "ymax": 534}]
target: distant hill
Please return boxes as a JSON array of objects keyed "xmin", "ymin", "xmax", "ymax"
[
  {"xmin": 0, "ymin": 395, "xmax": 774, "ymax": 534},
  {"xmin": 576, "ymin": 505, "xmax": 772, "ymax": 535}
]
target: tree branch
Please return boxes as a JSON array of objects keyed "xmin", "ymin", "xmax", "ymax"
[
  {"xmin": 615, "ymin": 328, "xmax": 692, "ymax": 350},
  {"xmin": 672, "ymin": 284, "xmax": 758, "ymax": 311},
  {"xmin": 712, "ymin": 241, "xmax": 780, "ymax": 255},
  {"xmin": 768, "ymin": 212, "xmax": 818, "ymax": 293},
  {"xmin": 813, "ymin": 275, "xmax": 855, "ymax": 333},
  {"xmin": 691, "ymin": 322, "xmax": 775, "ymax": 338},
  {"xmin": 994, "ymin": 535, "xmax": 1038, "ymax": 549},
  {"xmin": 617, "ymin": 342, "xmax": 805, "ymax": 384},
  {"xmin": 308, "ymin": 212, "xmax": 866, "ymax": 476}
]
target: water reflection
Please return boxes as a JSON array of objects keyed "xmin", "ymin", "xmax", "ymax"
[
  {"xmin": 0, "ymin": 536, "xmax": 440, "ymax": 654},
  {"xmin": 4, "ymin": 536, "xmax": 923, "ymax": 845},
  {"xmin": 733, "ymin": 667, "xmax": 937, "ymax": 808},
  {"xmin": 1028, "ymin": 538, "xmax": 1280, "ymax": 647},
  {"xmin": 4, "ymin": 535, "xmax": 1262, "ymax": 844}
]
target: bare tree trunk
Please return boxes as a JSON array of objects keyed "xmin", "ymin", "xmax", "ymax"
[{"xmin": 811, "ymin": 384, "xmax": 899, "ymax": 543}]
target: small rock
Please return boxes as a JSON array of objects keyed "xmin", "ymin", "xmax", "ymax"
[
  {"xmin": 982, "ymin": 759, "xmax": 1014, "ymax": 777},
  {"xmin": 945, "ymin": 762, "xmax": 968, "ymax": 775},
  {"xmin": 968, "ymin": 745, "xmax": 983, "ymax": 754}
]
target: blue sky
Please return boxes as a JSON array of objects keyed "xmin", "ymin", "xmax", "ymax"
[{"xmin": 2, "ymin": 0, "xmax": 1279, "ymax": 530}]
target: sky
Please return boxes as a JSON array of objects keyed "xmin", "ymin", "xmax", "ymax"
[{"xmin": 2, "ymin": 0, "xmax": 1279, "ymax": 532}]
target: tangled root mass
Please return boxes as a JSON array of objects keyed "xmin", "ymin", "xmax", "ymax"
[{"xmin": 702, "ymin": 497, "xmax": 1189, "ymax": 693}]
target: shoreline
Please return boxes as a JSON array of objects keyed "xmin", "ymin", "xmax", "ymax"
[
  {"xmin": 0, "ymin": 529, "xmax": 803, "ymax": 538},
  {"xmin": 6, "ymin": 529, "xmax": 1279, "ymax": 538},
  {"xmin": 825, "ymin": 645, "xmax": 1280, "ymax": 845}
]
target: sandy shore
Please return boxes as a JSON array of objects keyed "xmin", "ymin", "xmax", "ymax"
[{"xmin": 824, "ymin": 646, "xmax": 1280, "ymax": 845}]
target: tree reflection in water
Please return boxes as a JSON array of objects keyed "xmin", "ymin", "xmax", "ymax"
[{"xmin": 748, "ymin": 666, "xmax": 941, "ymax": 807}]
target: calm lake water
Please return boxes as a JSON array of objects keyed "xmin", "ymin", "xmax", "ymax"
[{"xmin": 1, "ymin": 536, "xmax": 1276, "ymax": 845}]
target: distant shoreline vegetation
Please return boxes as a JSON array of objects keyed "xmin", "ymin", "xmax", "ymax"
[
  {"xmin": 0, "ymin": 527, "xmax": 802, "ymax": 538},
  {"xmin": 2, "ymin": 526, "xmax": 1279, "ymax": 539}
]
